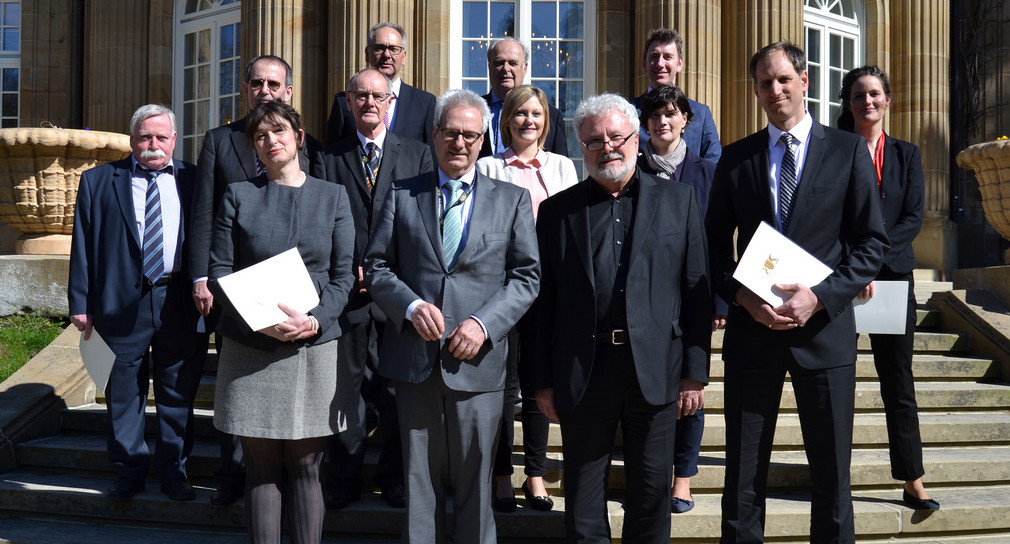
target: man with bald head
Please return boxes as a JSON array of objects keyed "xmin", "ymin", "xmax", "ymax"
[
  {"xmin": 326, "ymin": 22, "xmax": 437, "ymax": 146},
  {"xmin": 479, "ymin": 37, "xmax": 568, "ymax": 158}
]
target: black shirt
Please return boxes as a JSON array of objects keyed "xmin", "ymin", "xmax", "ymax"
[{"xmin": 588, "ymin": 171, "xmax": 640, "ymax": 332}]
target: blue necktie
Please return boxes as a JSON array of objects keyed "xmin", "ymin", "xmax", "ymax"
[
  {"xmin": 142, "ymin": 169, "xmax": 165, "ymax": 283},
  {"xmin": 441, "ymin": 180, "xmax": 465, "ymax": 268},
  {"xmin": 490, "ymin": 100, "xmax": 505, "ymax": 154},
  {"xmin": 778, "ymin": 133, "xmax": 798, "ymax": 232}
]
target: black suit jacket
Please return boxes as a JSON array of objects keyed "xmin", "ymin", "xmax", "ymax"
[
  {"xmin": 706, "ymin": 120, "xmax": 888, "ymax": 370},
  {"xmin": 637, "ymin": 147, "xmax": 716, "ymax": 213},
  {"xmin": 325, "ymin": 82, "xmax": 437, "ymax": 146},
  {"xmin": 69, "ymin": 158, "xmax": 201, "ymax": 338},
  {"xmin": 479, "ymin": 91, "xmax": 569, "ymax": 158},
  {"xmin": 189, "ymin": 115, "xmax": 326, "ymax": 281},
  {"xmin": 876, "ymin": 134, "xmax": 924, "ymax": 275},
  {"xmin": 321, "ymin": 131, "xmax": 434, "ymax": 324},
  {"xmin": 528, "ymin": 171, "xmax": 712, "ymax": 417}
]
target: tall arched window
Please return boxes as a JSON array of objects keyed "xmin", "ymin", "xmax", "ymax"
[
  {"xmin": 804, "ymin": 0, "xmax": 861, "ymax": 126},
  {"xmin": 0, "ymin": 1, "xmax": 20, "ymax": 128},
  {"xmin": 450, "ymin": 0, "xmax": 596, "ymax": 172},
  {"xmin": 173, "ymin": 0, "xmax": 241, "ymax": 162}
]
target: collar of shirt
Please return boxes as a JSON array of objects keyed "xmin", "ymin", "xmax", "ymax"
[
  {"xmin": 356, "ymin": 128, "xmax": 387, "ymax": 152},
  {"xmin": 766, "ymin": 111, "xmax": 813, "ymax": 228},
  {"xmin": 389, "ymin": 77, "xmax": 402, "ymax": 97},
  {"xmin": 437, "ymin": 166, "xmax": 477, "ymax": 190},
  {"xmin": 589, "ymin": 168, "xmax": 641, "ymax": 202},
  {"xmin": 131, "ymin": 156, "xmax": 175, "ymax": 177},
  {"xmin": 504, "ymin": 147, "xmax": 546, "ymax": 169},
  {"xmin": 767, "ymin": 111, "xmax": 813, "ymax": 155}
]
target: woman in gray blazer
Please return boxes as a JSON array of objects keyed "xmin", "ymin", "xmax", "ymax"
[{"xmin": 209, "ymin": 101, "xmax": 355, "ymax": 541}]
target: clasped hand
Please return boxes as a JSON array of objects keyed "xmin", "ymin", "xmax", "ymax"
[
  {"xmin": 736, "ymin": 283, "xmax": 824, "ymax": 330},
  {"xmin": 258, "ymin": 303, "xmax": 317, "ymax": 342},
  {"xmin": 410, "ymin": 302, "xmax": 486, "ymax": 360}
]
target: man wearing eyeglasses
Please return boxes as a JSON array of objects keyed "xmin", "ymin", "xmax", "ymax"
[
  {"xmin": 528, "ymin": 93, "xmax": 712, "ymax": 543},
  {"xmin": 325, "ymin": 22, "xmax": 437, "ymax": 147},
  {"xmin": 478, "ymin": 37, "xmax": 568, "ymax": 159},
  {"xmin": 321, "ymin": 67, "xmax": 433, "ymax": 510},
  {"xmin": 189, "ymin": 54, "xmax": 326, "ymax": 507},
  {"xmin": 363, "ymin": 88, "xmax": 539, "ymax": 544}
]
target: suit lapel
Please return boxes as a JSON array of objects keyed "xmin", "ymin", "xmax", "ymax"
[
  {"xmin": 415, "ymin": 172, "xmax": 446, "ymax": 270},
  {"xmin": 228, "ymin": 127, "xmax": 258, "ymax": 180},
  {"xmin": 784, "ymin": 121, "xmax": 825, "ymax": 236},
  {"xmin": 568, "ymin": 181, "xmax": 594, "ymax": 288},
  {"xmin": 753, "ymin": 130, "xmax": 776, "ymax": 227},
  {"xmin": 340, "ymin": 141, "xmax": 372, "ymax": 201},
  {"xmin": 628, "ymin": 174, "xmax": 660, "ymax": 270},
  {"xmin": 882, "ymin": 133, "xmax": 898, "ymax": 199},
  {"xmin": 454, "ymin": 173, "xmax": 493, "ymax": 268},
  {"xmin": 112, "ymin": 162, "xmax": 142, "ymax": 250}
]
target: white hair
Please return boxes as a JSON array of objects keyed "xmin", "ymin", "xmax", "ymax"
[
  {"xmin": 433, "ymin": 89, "xmax": 493, "ymax": 133},
  {"xmin": 130, "ymin": 104, "xmax": 176, "ymax": 136},
  {"xmin": 573, "ymin": 93, "xmax": 640, "ymax": 135}
]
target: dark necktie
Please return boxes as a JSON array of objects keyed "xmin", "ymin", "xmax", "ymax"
[
  {"xmin": 778, "ymin": 132, "xmax": 798, "ymax": 232},
  {"xmin": 363, "ymin": 142, "xmax": 381, "ymax": 192},
  {"xmin": 141, "ymin": 169, "xmax": 165, "ymax": 283}
]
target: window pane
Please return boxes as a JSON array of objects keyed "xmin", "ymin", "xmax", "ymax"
[
  {"xmin": 4, "ymin": 2, "xmax": 19, "ymax": 26},
  {"xmin": 198, "ymin": 64, "xmax": 210, "ymax": 98},
  {"xmin": 184, "ymin": 67, "xmax": 195, "ymax": 100},
  {"xmin": 531, "ymin": 41, "xmax": 555, "ymax": 78},
  {"xmin": 829, "ymin": 104, "xmax": 840, "ymax": 127},
  {"xmin": 463, "ymin": 41, "xmax": 489, "ymax": 78},
  {"xmin": 2, "ymin": 117, "xmax": 16, "ymax": 128},
  {"xmin": 3, "ymin": 93, "xmax": 16, "ymax": 116},
  {"xmin": 463, "ymin": 79, "xmax": 487, "ymax": 95},
  {"xmin": 559, "ymin": 80, "xmax": 583, "ymax": 116},
  {"xmin": 535, "ymin": 80, "xmax": 557, "ymax": 106},
  {"xmin": 185, "ymin": 33, "xmax": 196, "ymax": 65},
  {"xmin": 829, "ymin": 68, "xmax": 842, "ymax": 101},
  {"xmin": 221, "ymin": 24, "xmax": 235, "ymax": 59},
  {"xmin": 807, "ymin": 64, "xmax": 820, "ymax": 101},
  {"xmin": 559, "ymin": 2, "xmax": 584, "ymax": 39},
  {"xmin": 829, "ymin": 34, "xmax": 841, "ymax": 67},
  {"xmin": 3, "ymin": 68, "xmax": 16, "ymax": 92},
  {"xmin": 219, "ymin": 96, "xmax": 233, "ymax": 126},
  {"xmin": 463, "ymin": 2, "xmax": 487, "ymax": 38},
  {"xmin": 3, "ymin": 28, "xmax": 17, "ymax": 51},
  {"xmin": 197, "ymin": 100, "xmax": 209, "ymax": 133},
  {"xmin": 219, "ymin": 61, "xmax": 234, "ymax": 95},
  {"xmin": 559, "ymin": 41, "xmax": 583, "ymax": 78},
  {"xmin": 185, "ymin": 103, "xmax": 195, "ymax": 135},
  {"xmin": 489, "ymin": 3, "xmax": 515, "ymax": 38},
  {"xmin": 531, "ymin": 3, "xmax": 556, "ymax": 40},
  {"xmin": 843, "ymin": 37, "xmax": 854, "ymax": 68},
  {"xmin": 806, "ymin": 28, "xmax": 821, "ymax": 62},
  {"xmin": 198, "ymin": 29, "xmax": 210, "ymax": 64}
]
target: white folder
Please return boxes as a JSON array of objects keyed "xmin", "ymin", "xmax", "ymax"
[
  {"xmin": 80, "ymin": 331, "xmax": 115, "ymax": 393},
  {"xmin": 852, "ymin": 280, "xmax": 909, "ymax": 334},
  {"xmin": 215, "ymin": 247, "xmax": 320, "ymax": 331},
  {"xmin": 733, "ymin": 221, "xmax": 833, "ymax": 307}
]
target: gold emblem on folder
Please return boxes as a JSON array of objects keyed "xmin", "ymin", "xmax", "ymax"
[{"xmin": 763, "ymin": 255, "xmax": 778, "ymax": 275}]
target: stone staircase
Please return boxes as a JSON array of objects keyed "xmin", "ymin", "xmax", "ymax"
[{"xmin": 3, "ymin": 281, "xmax": 1010, "ymax": 543}]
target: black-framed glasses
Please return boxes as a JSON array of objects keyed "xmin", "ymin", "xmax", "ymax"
[
  {"xmin": 369, "ymin": 44, "xmax": 405, "ymax": 56},
  {"xmin": 248, "ymin": 78, "xmax": 283, "ymax": 92},
  {"xmin": 351, "ymin": 91, "xmax": 391, "ymax": 104},
  {"xmin": 437, "ymin": 127, "xmax": 482, "ymax": 145},
  {"xmin": 581, "ymin": 132, "xmax": 636, "ymax": 152}
]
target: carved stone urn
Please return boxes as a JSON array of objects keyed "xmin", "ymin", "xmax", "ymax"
[{"xmin": 0, "ymin": 128, "xmax": 131, "ymax": 254}]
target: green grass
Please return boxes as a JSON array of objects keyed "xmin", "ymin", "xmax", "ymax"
[{"xmin": 0, "ymin": 314, "xmax": 68, "ymax": 383}]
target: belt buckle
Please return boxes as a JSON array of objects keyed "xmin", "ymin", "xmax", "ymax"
[{"xmin": 611, "ymin": 329, "xmax": 627, "ymax": 345}]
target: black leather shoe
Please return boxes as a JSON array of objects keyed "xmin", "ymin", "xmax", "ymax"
[
  {"xmin": 325, "ymin": 487, "xmax": 360, "ymax": 510},
  {"xmin": 381, "ymin": 483, "xmax": 406, "ymax": 508},
  {"xmin": 902, "ymin": 489, "xmax": 940, "ymax": 511},
  {"xmin": 522, "ymin": 480, "xmax": 553, "ymax": 511},
  {"xmin": 161, "ymin": 479, "xmax": 196, "ymax": 501},
  {"xmin": 492, "ymin": 489, "xmax": 517, "ymax": 513},
  {"xmin": 107, "ymin": 478, "xmax": 144, "ymax": 500},
  {"xmin": 210, "ymin": 486, "xmax": 243, "ymax": 506}
]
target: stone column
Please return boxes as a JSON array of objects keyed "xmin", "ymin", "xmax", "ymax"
[
  {"xmin": 148, "ymin": 0, "xmax": 174, "ymax": 107},
  {"xmin": 242, "ymin": 0, "xmax": 327, "ymax": 138},
  {"xmin": 634, "ymin": 0, "xmax": 721, "ymax": 127},
  {"xmin": 719, "ymin": 0, "xmax": 803, "ymax": 144},
  {"xmin": 889, "ymin": 0, "xmax": 953, "ymax": 275},
  {"xmin": 328, "ymin": 1, "xmax": 429, "ymax": 104},
  {"xmin": 598, "ymin": 0, "xmax": 634, "ymax": 98},
  {"xmin": 20, "ymin": 0, "xmax": 73, "ymax": 129},
  {"xmin": 417, "ymin": 0, "xmax": 450, "ymax": 98},
  {"xmin": 84, "ymin": 1, "xmax": 149, "ymax": 133}
]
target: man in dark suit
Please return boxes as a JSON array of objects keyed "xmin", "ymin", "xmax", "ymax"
[
  {"xmin": 322, "ymin": 67, "xmax": 433, "ymax": 510},
  {"xmin": 528, "ymin": 93, "xmax": 711, "ymax": 543},
  {"xmin": 363, "ymin": 89, "xmax": 539, "ymax": 544},
  {"xmin": 325, "ymin": 22, "xmax": 437, "ymax": 147},
  {"xmin": 69, "ymin": 104, "xmax": 209, "ymax": 501},
  {"xmin": 632, "ymin": 28, "xmax": 721, "ymax": 164},
  {"xmin": 706, "ymin": 42, "xmax": 888, "ymax": 543},
  {"xmin": 189, "ymin": 54, "xmax": 324, "ymax": 506},
  {"xmin": 479, "ymin": 37, "xmax": 569, "ymax": 158}
]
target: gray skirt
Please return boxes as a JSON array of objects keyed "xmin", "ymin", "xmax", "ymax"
[{"xmin": 214, "ymin": 337, "xmax": 339, "ymax": 440}]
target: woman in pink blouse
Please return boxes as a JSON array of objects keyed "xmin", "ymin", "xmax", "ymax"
[{"xmin": 476, "ymin": 84, "xmax": 578, "ymax": 512}]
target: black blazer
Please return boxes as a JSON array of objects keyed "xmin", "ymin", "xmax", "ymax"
[
  {"xmin": 527, "ymin": 171, "xmax": 712, "ymax": 417},
  {"xmin": 876, "ymin": 134, "xmax": 924, "ymax": 275},
  {"xmin": 637, "ymin": 147, "xmax": 716, "ymax": 213},
  {"xmin": 706, "ymin": 120, "xmax": 888, "ymax": 370},
  {"xmin": 189, "ymin": 116, "xmax": 326, "ymax": 281},
  {"xmin": 69, "ymin": 158, "xmax": 201, "ymax": 337},
  {"xmin": 479, "ymin": 91, "xmax": 569, "ymax": 158},
  {"xmin": 321, "ymin": 131, "xmax": 434, "ymax": 324},
  {"xmin": 325, "ymin": 82, "xmax": 437, "ymax": 147}
]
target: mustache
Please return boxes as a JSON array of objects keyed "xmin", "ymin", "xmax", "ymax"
[
  {"xmin": 598, "ymin": 152, "xmax": 623, "ymax": 164},
  {"xmin": 140, "ymin": 149, "xmax": 166, "ymax": 160}
]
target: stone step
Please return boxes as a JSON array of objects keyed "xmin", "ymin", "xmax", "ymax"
[
  {"xmin": 60, "ymin": 405, "xmax": 220, "ymax": 440},
  {"xmin": 518, "ymin": 412, "xmax": 1010, "ymax": 451},
  {"xmin": 708, "ymin": 354, "xmax": 999, "ymax": 381},
  {"xmin": 2, "ymin": 471, "xmax": 1006, "ymax": 543},
  {"xmin": 711, "ymin": 330, "xmax": 971, "ymax": 354}
]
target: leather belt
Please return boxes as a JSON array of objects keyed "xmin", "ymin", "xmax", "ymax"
[
  {"xmin": 146, "ymin": 273, "xmax": 174, "ymax": 286},
  {"xmin": 600, "ymin": 329, "xmax": 629, "ymax": 345}
]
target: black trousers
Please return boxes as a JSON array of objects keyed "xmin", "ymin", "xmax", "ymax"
[
  {"xmin": 868, "ymin": 271, "xmax": 924, "ymax": 481},
  {"xmin": 561, "ymin": 343, "xmax": 676, "ymax": 544},
  {"xmin": 494, "ymin": 326, "xmax": 552, "ymax": 479}
]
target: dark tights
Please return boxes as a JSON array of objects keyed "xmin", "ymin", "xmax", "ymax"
[{"xmin": 241, "ymin": 436, "xmax": 327, "ymax": 544}]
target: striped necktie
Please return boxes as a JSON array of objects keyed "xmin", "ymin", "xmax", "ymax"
[
  {"xmin": 441, "ymin": 179, "xmax": 465, "ymax": 268},
  {"xmin": 363, "ymin": 142, "xmax": 381, "ymax": 192},
  {"xmin": 383, "ymin": 92, "xmax": 396, "ymax": 129},
  {"xmin": 141, "ymin": 169, "xmax": 166, "ymax": 283},
  {"xmin": 778, "ymin": 132, "xmax": 798, "ymax": 232}
]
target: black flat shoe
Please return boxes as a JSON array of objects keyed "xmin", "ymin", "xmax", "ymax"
[
  {"xmin": 381, "ymin": 483, "xmax": 406, "ymax": 508},
  {"xmin": 522, "ymin": 480, "xmax": 554, "ymax": 511},
  {"xmin": 902, "ymin": 489, "xmax": 940, "ymax": 511},
  {"xmin": 492, "ymin": 487, "xmax": 517, "ymax": 513},
  {"xmin": 161, "ymin": 479, "xmax": 196, "ymax": 501},
  {"xmin": 107, "ymin": 478, "xmax": 144, "ymax": 500}
]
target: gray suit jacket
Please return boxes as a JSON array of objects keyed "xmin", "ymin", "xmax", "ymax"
[{"xmin": 363, "ymin": 170, "xmax": 540, "ymax": 392}]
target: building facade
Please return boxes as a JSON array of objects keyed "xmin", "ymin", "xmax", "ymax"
[{"xmin": 1, "ymin": 0, "xmax": 1006, "ymax": 275}]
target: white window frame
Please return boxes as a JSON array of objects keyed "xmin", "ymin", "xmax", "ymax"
[
  {"xmin": 804, "ymin": 0, "xmax": 862, "ymax": 127},
  {"xmin": 172, "ymin": 0, "xmax": 241, "ymax": 162}
]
